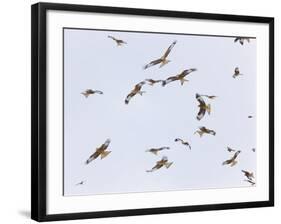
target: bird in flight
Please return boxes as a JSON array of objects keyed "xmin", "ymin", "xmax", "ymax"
[
  {"xmin": 162, "ymin": 68, "xmax": 197, "ymax": 86},
  {"xmin": 227, "ymin": 147, "xmax": 236, "ymax": 152},
  {"xmin": 252, "ymin": 148, "xmax": 256, "ymax": 152},
  {"xmin": 174, "ymin": 138, "xmax": 191, "ymax": 150},
  {"xmin": 81, "ymin": 89, "xmax": 103, "ymax": 98},
  {"xmin": 234, "ymin": 37, "xmax": 251, "ymax": 45},
  {"xmin": 108, "ymin": 35, "xmax": 127, "ymax": 46},
  {"xmin": 241, "ymin": 170, "xmax": 254, "ymax": 181},
  {"xmin": 222, "ymin": 150, "xmax": 241, "ymax": 167},
  {"xmin": 146, "ymin": 147, "xmax": 170, "ymax": 155},
  {"xmin": 244, "ymin": 179, "xmax": 256, "ymax": 186},
  {"xmin": 199, "ymin": 94, "xmax": 217, "ymax": 99},
  {"xmin": 233, "ymin": 67, "xmax": 243, "ymax": 78},
  {"xmin": 76, "ymin": 181, "xmax": 85, "ymax": 186},
  {"xmin": 143, "ymin": 41, "xmax": 177, "ymax": 69},
  {"xmin": 85, "ymin": 139, "xmax": 111, "ymax": 165},
  {"xmin": 146, "ymin": 156, "xmax": 173, "ymax": 172},
  {"xmin": 196, "ymin": 93, "xmax": 211, "ymax": 121},
  {"xmin": 125, "ymin": 81, "xmax": 146, "ymax": 104},
  {"xmin": 248, "ymin": 115, "xmax": 253, "ymax": 118},
  {"xmin": 145, "ymin": 79, "xmax": 163, "ymax": 86},
  {"xmin": 194, "ymin": 126, "xmax": 216, "ymax": 137}
]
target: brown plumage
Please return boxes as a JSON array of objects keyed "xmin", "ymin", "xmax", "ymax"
[
  {"xmin": 241, "ymin": 170, "xmax": 254, "ymax": 180},
  {"xmin": 146, "ymin": 156, "xmax": 173, "ymax": 172},
  {"xmin": 145, "ymin": 79, "xmax": 163, "ymax": 86},
  {"xmin": 81, "ymin": 89, "xmax": 103, "ymax": 98},
  {"xmin": 143, "ymin": 41, "xmax": 177, "ymax": 69},
  {"xmin": 222, "ymin": 150, "xmax": 241, "ymax": 167},
  {"xmin": 125, "ymin": 81, "xmax": 146, "ymax": 104},
  {"xmin": 194, "ymin": 126, "xmax": 216, "ymax": 137},
  {"xmin": 85, "ymin": 139, "xmax": 111, "ymax": 164},
  {"xmin": 174, "ymin": 138, "xmax": 191, "ymax": 150},
  {"xmin": 146, "ymin": 147, "xmax": 170, "ymax": 155},
  {"xmin": 108, "ymin": 35, "xmax": 127, "ymax": 46},
  {"xmin": 196, "ymin": 93, "xmax": 211, "ymax": 121},
  {"xmin": 162, "ymin": 68, "xmax": 197, "ymax": 86}
]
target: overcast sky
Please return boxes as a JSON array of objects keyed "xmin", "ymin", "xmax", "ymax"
[{"xmin": 63, "ymin": 28, "xmax": 257, "ymax": 196}]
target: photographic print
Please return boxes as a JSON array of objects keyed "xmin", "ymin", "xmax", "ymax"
[
  {"xmin": 63, "ymin": 28, "xmax": 257, "ymax": 196},
  {"xmin": 32, "ymin": 3, "xmax": 273, "ymax": 221}
]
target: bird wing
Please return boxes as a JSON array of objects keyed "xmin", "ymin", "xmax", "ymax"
[
  {"xmin": 234, "ymin": 37, "xmax": 239, "ymax": 42},
  {"xmin": 196, "ymin": 94, "xmax": 206, "ymax": 106},
  {"xmin": 94, "ymin": 90, "xmax": 103, "ymax": 94},
  {"xmin": 125, "ymin": 92, "xmax": 136, "ymax": 104},
  {"xmin": 163, "ymin": 41, "xmax": 177, "ymax": 58},
  {"xmin": 197, "ymin": 107, "xmax": 206, "ymax": 121},
  {"xmin": 108, "ymin": 35, "xmax": 117, "ymax": 41},
  {"xmin": 143, "ymin": 58, "xmax": 162, "ymax": 69},
  {"xmin": 85, "ymin": 151, "xmax": 100, "ymax": 164}
]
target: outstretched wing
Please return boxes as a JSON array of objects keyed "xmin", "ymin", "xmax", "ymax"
[
  {"xmin": 101, "ymin": 139, "xmax": 111, "ymax": 150},
  {"xmin": 234, "ymin": 37, "xmax": 240, "ymax": 42},
  {"xmin": 108, "ymin": 35, "xmax": 117, "ymax": 41},
  {"xmin": 163, "ymin": 41, "xmax": 177, "ymax": 58},
  {"xmin": 85, "ymin": 151, "xmax": 100, "ymax": 164},
  {"xmin": 125, "ymin": 92, "xmax": 135, "ymax": 104},
  {"xmin": 143, "ymin": 58, "xmax": 162, "ymax": 70},
  {"xmin": 94, "ymin": 90, "xmax": 103, "ymax": 94},
  {"xmin": 196, "ymin": 94, "xmax": 206, "ymax": 121}
]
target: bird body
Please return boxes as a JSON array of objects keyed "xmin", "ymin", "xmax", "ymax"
[
  {"xmin": 108, "ymin": 35, "xmax": 127, "ymax": 46},
  {"xmin": 85, "ymin": 139, "xmax": 111, "ymax": 164},
  {"xmin": 174, "ymin": 138, "xmax": 191, "ymax": 149},
  {"xmin": 222, "ymin": 150, "xmax": 241, "ymax": 167},
  {"xmin": 146, "ymin": 156, "xmax": 173, "ymax": 172},
  {"xmin": 125, "ymin": 81, "xmax": 146, "ymax": 104},
  {"xmin": 162, "ymin": 68, "xmax": 197, "ymax": 86},
  {"xmin": 146, "ymin": 147, "xmax": 170, "ymax": 155},
  {"xmin": 233, "ymin": 67, "xmax": 243, "ymax": 78},
  {"xmin": 196, "ymin": 94, "xmax": 211, "ymax": 120},
  {"xmin": 242, "ymin": 170, "xmax": 254, "ymax": 180},
  {"xmin": 234, "ymin": 37, "xmax": 250, "ymax": 45},
  {"xmin": 143, "ymin": 41, "xmax": 177, "ymax": 69},
  {"xmin": 194, "ymin": 126, "xmax": 216, "ymax": 137},
  {"xmin": 145, "ymin": 79, "xmax": 163, "ymax": 86},
  {"xmin": 81, "ymin": 89, "xmax": 103, "ymax": 98}
]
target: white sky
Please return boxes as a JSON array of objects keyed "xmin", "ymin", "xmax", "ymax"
[{"xmin": 63, "ymin": 28, "xmax": 257, "ymax": 196}]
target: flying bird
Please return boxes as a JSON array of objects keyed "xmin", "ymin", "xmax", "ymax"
[
  {"xmin": 241, "ymin": 170, "xmax": 254, "ymax": 181},
  {"xmin": 145, "ymin": 79, "xmax": 163, "ymax": 86},
  {"xmin": 196, "ymin": 93, "xmax": 211, "ymax": 121},
  {"xmin": 143, "ymin": 41, "xmax": 177, "ymax": 69},
  {"xmin": 125, "ymin": 81, "xmax": 146, "ymax": 104},
  {"xmin": 222, "ymin": 150, "xmax": 241, "ymax": 167},
  {"xmin": 174, "ymin": 138, "xmax": 191, "ymax": 150},
  {"xmin": 234, "ymin": 37, "xmax": 250, "ymax": 45},
  {"xmin": 194, "ymin": 126, "xmax": 216, "ymax": 137},
  {"xmin": 108, "ymin": 35, "xmax": 127, "ymax": 46},
  {"xmin": 252, "ymin": 148, "xmax": 256, "ymax": 152},
  {"xmin": 85, "ymin": 139, "xmax": 111, "ymax": 164},
  {"xmin": 248, "ymin": 115, "xmax": 253, "ymax": 118},
  {"xmin": 146, "ymin": 156, "xmax": 173, "ymax": 172},
  {"xmin": 146, "ymin": 147, "xmax": 170, "ymax": 155},
  {"xmin": 81, "ymin": 89, "xmax": 103, "ymax": 98},
  {"xmin": 244, "ymin": 179, "xmax": 256, "ymax": 186},
  {"xmin": 227, "ymin": 147, "xmax": 236, "ymax": 152},
  {"xmin": 76, "ymin": 181, "xmax": 85, "ymax": 186},
  {"xmin": 233, "ymin": 67, "xmax": 243, "ymax": 78},
  {"xmin": 162, "ymin": 68, "xmax": 197, "ymax": 86}
]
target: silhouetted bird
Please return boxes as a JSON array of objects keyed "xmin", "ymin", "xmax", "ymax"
[
  {"xmin": 146, "ymin": 147, "xmax": 170, "ymax": 155},
  {"xmin": 162, "ymin": 68, "xmax": 197, "ymax": 86},
  {"xmin": 125, "ymin": 81, "xmax": 146, "ymax": 104},
  {"xmin": 146, "ymin": 156, "xmax": 173, "ymax": 172},
  {"xmin": 194, "ymin": 126, "xmax": 216, "ymax": 137},
  {"xmin": 174, "ymin": 138, "xmax": 191, "ymax": 150},
  {"xmin": 222, "ymin": 151, "xmax": 241, "ymax": 167},
  {"xmin": 85, "ymin": 139, "xmax": 111, "ymax": 164},
  {"xmin": 108, "ymin": 35, "xmax": 127, "ymax": 46},
  {"xmin": 81, "ymin": 89, "xmax": 103, "ymax": 98}
]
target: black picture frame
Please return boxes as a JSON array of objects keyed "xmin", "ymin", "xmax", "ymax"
[{"xmin": 31, "ymin": 2, "xmax": 274, "ymax": 222}]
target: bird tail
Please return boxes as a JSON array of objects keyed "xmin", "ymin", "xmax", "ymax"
[
  {"xmin": 139, "ymin": 91, "xmax": 145, "ymax": 96},
  {"xmin": 165, "ymin": 162, "xmax": 173, "ymax": 169},
  {"xmin": 230, "ymin": 160, "xmax": 238, "ymax": 167},
  {"xmin": 206, "ymin": 104, "xmax": 211, "ymax": 115},
  {"xmin": 194, "ymin": 131, "xmax": 204, "ymax": 137},
  {"xmin": 100, "ymin": 151, "xmax": 111, "ymax": 159}
]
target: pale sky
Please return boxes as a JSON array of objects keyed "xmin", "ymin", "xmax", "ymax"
[{"xmin": 63, "ymin": 28, "xmax": 257, "ymax": 196}]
